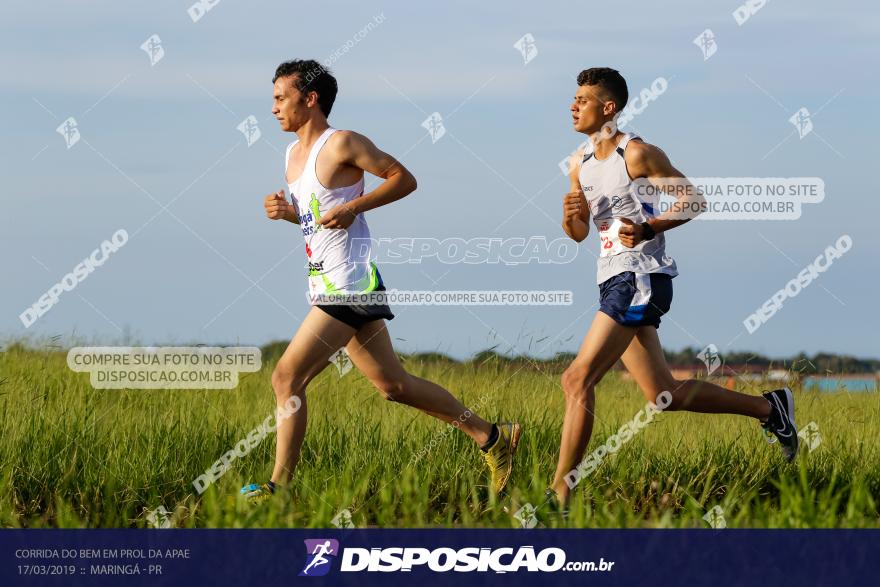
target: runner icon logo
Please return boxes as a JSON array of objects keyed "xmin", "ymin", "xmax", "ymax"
[{"xmin": 300, "ymin": 539, "xmax": 339, "ymax": 577}]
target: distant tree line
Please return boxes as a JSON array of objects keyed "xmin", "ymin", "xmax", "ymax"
[
  {"xmin": 662, "ymin": 347, "xmax": 880, "ymax": 374},
  {"xmin": 258, "ymin": 341, "xmax": 879, "ymax": 375}
]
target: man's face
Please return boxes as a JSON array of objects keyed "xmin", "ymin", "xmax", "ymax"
[
  {"xmin": 570, "ymin": 84, "xmax": 616, "ymax": 134},
  {"xmin": 272, "ymin": 75, "xmax": 309, "ymax": 132}
]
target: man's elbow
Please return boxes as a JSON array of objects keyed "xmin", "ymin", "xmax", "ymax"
[
  {"xmin": 688, "ymin": 194, "xmax": 707, "ymax": 221},
  {"xmin": 400, "ymin": 169, "xmax": 417, "ymax": 195}
]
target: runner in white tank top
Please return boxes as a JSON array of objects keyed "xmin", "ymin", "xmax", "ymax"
[
  {"xmin": 578, "ymin": 131, "xmax": 677, "ymax": 284},
  {"xmin": 284, "ymin": 127, "xmax": 379, "ymax": 297},
  {"xmin": 548, "ymin": 67, "xmax": 796, "ymax": 510},
  {"xmin": 244, "ymin": 59, "xmax": 521, "ymax": 506}
]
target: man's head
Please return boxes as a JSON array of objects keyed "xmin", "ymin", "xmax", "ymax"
[
  {"xmin": 571, "ymin": 67, "xmax": 628, "ymax": 134},
  {"xmin": 272, "ymin": 59, "xmax": 338, "ymax": 131}
]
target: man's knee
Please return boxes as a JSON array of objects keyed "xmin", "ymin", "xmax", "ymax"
[
  {"xmin": 561, "ymin": 365, "xmax": 599, "ymax": 404},
  {"xmin": 645, "ymin": 379, "xmax": 682, "ymax": 411},
  {"xmin": 374, "ymin": 374, "xmax": 411, "ymax": 402},
  {"xmin": 271, "ymin": 366, "xmax": 310, "ymax": 399}
]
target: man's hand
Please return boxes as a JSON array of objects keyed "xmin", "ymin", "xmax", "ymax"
[
  {"xmin": 562, "ymin": 191, "xmax": 589, "ymax": 242},
  {"xmin": 563, "ymin": 191, "xmax": 588, "ymax": 222},
  {"xmin": 319, "ymin": 202, "xmax": 358, "ymax": 229},
  {"xmin": 264, "ymin": 190, "xmax": 297, "ymax": 222},
  {"xmin": 618, "ymin": 217, "xmax": 644, "ymax": 248}
]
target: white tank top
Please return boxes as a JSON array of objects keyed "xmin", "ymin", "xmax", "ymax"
[
  {"xmin": 578, "ymin": 132, "xmax": 678, "ymax": 284},
  {"xmin": 285, "ymin": 128, "xmax": 378, "ymax": 298}
]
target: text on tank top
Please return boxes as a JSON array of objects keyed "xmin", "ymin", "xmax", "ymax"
[{"xmin": 285, "ymin": 128, "xmax": 378, "ymax": 297}]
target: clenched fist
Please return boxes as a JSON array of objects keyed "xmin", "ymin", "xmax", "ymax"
[
  {"xmin": 563, "ymin": 191, "xmax": 588, "ymax": 222},
  {"xmin": 264, "ymin": 190, "xmax": 295, "ymax": 221},
  {"xmin": 618, "ymin": 217, "xmax": 644, "ymax": 248}
]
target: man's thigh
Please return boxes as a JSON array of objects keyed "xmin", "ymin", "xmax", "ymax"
[
  {"xmin": 569, "ymin": 311, "xmax": 639, "ymax": 381},
  {"xmin": 619, "ymin": 326, "xmax": 677, "ymax": 399},
  {"xmin": 344, "ymin": 319, "xmax": 407, "ymax": 383},
  {"xmin": 275, "ymin": 307, "xmax": 358, "ymax": 380}
]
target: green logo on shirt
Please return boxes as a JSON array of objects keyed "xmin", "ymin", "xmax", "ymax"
[{"xmin": 309, "ymin": 193, "xmax": 322, "ymax": 231}]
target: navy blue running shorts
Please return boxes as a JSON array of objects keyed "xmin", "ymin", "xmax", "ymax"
[{"xmin": 598, "ymin": 271, "xmax": 673, "ymax": 328}]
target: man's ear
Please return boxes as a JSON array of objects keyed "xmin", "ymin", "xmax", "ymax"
[{"xmin": 306, "ymin": 90, "xmax": 319, "ymax": 109}]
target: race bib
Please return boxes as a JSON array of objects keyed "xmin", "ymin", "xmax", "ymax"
[{"xmin": 597, "ymin": 217, "xmax": 624, "ymax": 257}]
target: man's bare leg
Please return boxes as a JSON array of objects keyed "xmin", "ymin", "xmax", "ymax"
[
  {"xmin": 345, "ymin": 320, "xmax": 493, "ymax": 446},
  {"xmin": 620, "ymin": 326, "xmax": 771, "ymax": 419},
  {"xmin": 270, "ymin": 307, "xmax": 357, "ymax": 484},
  {"xmin": 550, "ymin": 312, "xmax": 638, "ymax": 505}
]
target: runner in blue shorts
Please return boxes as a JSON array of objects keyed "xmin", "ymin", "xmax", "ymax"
[{"xmin": 548, "ymin": 68, "xmax": 799, "ymax": 510}]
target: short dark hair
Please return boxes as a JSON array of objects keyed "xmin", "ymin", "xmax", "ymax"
[
  {"xmin": 576, "ymin": 68, "xmax": 628, "ymax": 114},
  {"xmin": 273, "ymin": 59, "xmax": 338, "ymax": 117}
]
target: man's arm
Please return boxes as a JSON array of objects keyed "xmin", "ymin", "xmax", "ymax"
[
  {"xmin": 318, "ymin": 131, "xmax": 417, "ymax": 229},
  {"xmin": 618, "ymin": 141, "xmax": 705, "ymax": 248},
  {"xmin": 562, "ymin": 148, "xmax": 589, "ymax": 242}
]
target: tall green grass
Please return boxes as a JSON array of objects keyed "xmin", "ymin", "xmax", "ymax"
[{"xmin": 1, "ymin": 344, "xmax": 877, "ymax": 528}]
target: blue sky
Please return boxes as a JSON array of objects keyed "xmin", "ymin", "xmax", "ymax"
[{"xmin": 1, "ymin": 1, "xmax": 876, "ymax": 360}]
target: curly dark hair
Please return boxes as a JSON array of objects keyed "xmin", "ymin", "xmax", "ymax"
[
  {"xmin": 273, "ymin": 59, "xmax": 338, "ymax": 117},
  {"xmin": 576, "ymin": 68, "xmax": 628, "ymax": 114}
]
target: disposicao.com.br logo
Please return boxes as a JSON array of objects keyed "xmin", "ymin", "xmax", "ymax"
[{"xmin": 299, "ymin": 538, "xmax": 614, "ymax": 575}]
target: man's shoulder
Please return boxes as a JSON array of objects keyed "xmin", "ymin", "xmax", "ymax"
[
  {"xmin": 624, "ymin": 139, "xmax": 669, "ymax": 175},
  {"xmin": 326, "ymin": 129, "xmax": 377, "ymax": 160},
  {"xmin": 625, "ymin": 138, "xmax": 663, "ymax": 159},
  {"xmin": 328, "ymin": 129, "xmax": 371, "ymax": 148}
]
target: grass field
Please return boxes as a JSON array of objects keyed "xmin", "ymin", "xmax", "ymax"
[{"xmin": 1, "ymin": 343, "xmax": 878, "ymax": 529}]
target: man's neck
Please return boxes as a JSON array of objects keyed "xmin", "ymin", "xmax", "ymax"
[
  {"xmin": 293, "ymin": 117, "xmax": 331, "ymax": 150},
  {"xmin": 588, "ymin": 128, "xmax": 623, "ymax": 160}
]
